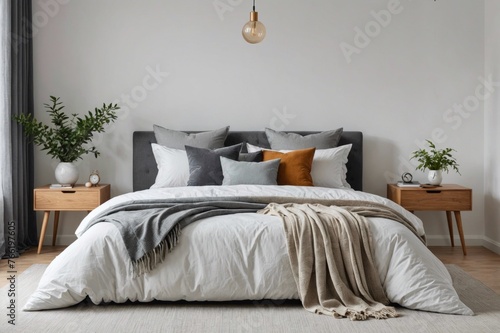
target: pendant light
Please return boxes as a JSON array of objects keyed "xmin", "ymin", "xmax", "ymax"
[{"xmin": 242, "ymin": 0, "xmax": 266, "ymax": 44}]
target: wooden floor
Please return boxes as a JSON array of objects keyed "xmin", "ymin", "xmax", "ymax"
[
  {"xmin": 429, "ymin": 246, "xmax": 500, "ymax": 293},
  {"xmin": 1, "ymin": 246, "xmax": 500, "ymax": 293},
  {"xmin": 1, "ymin": 246, "xmax": 67, "ymax": 288}
]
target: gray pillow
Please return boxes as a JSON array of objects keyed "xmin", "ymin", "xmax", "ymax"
[
  {"xmin": 221, "ymin": 157, "xmax": 280, "ymax": 185},
  {"xmin": 185, "ymin": 144, "xmax": 242, "ymax": 186},
  {"xmin": 238, "ymin": 151, "xmax": 263, "ymax": 162},
  {"xmin": 153, "ymin": 125, "xmax": 229, "ymax": 150},
  {"xmin": 265, "ymin": 128, "xmax": 343, "ymax": 150}
]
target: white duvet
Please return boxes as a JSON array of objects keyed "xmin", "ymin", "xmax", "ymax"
[{"xmin": 24, "ymin": 185, "xmax": 473, "ymax": 315}]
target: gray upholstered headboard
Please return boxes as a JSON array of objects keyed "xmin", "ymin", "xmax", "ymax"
[{"xmin": 133, "ymin": 131, "xmax": 363, "ymax": 191}]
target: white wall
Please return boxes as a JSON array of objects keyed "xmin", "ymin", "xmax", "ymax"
[
  {"xmin": 484, "ymin": 0, "xmax": 500, "ymax": 253},
  {"xmin": 32, "ymin": 0, "xmax": 487, "ymax": 247}
]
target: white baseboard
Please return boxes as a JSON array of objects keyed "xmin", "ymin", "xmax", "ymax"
[
  {"xmin": 42, "ymin": 234, "xmax": 77, "ymax": 246},
  {"xmin": 425, "ymin": 234, "xmax": 485, "ymax": 247},
  {"xmin": 483, "ymin": 236, "xmax": 500, "ymax": 255},
  {"xmin": 425, "ymin": 234, "xmax": 500, "ymax": 254}
]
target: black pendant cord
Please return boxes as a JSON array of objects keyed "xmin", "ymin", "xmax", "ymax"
[{"xmin": 253, "ymin": 0, "xmax": 256, "ymax": 12}]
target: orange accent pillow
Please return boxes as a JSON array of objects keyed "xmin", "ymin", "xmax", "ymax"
[{"xmin": 262, "ymin": 148, "xmax": 315, "ymax": 186}]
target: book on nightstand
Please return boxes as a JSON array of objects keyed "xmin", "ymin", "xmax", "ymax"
[
  {"xmin": 396, "ymin": 181, "xmax": 420, "ymax": 187},
  {"xmin": 49, "ymin": 183, "xmax": 74, "ymax": 189}
]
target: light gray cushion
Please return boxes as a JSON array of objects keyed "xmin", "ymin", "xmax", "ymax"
[
  {"xmin": 221, "ymin": 157, "xmax": 280, "ymax": 185},
  {"xmin": 265, "ymin": 127, "xmax": 343, "ymax": 150},
  {"xmin": 185, "ymin": 144, "xmax": 242, "ymax": 186},
  {"xmin": 153, "ymin": 125, "xmax": 229, "ymax": 150}
]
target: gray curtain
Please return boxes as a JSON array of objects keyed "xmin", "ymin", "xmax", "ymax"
[
  {"xmin": 0, "ymin": 0, "xmax": 12, "ymax": 258},
  {"xmin": 0, "ymin": 0, "xmax": 36, "ymax": 258}
]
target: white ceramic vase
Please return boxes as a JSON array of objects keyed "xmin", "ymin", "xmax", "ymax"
[
  {"xmin": 427, "ymin": 170, "xmax": 442, "ymax": 186},
  {"xmin": 55, "ymin": 162, "xmax": 79, "ymax": 185}
]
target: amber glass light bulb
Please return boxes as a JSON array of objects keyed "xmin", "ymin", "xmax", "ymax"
[{"xmin": 242, "ymin": 11, "xmax": 266, "ymax": 44}]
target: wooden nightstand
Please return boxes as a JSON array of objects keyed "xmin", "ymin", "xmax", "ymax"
[
  {"xmin": 34, "ymin": 184, "xmax": 110, "ymax": 254},
  {"xmin": 387, "ymin": 184, "xmax": 472, "ymax": 255}
]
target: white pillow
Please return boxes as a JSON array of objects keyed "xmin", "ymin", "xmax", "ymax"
[
  {"xmin": 151, "ymin": 144, "xmax": 189, "ymax": 188},
  {"xmin": 247, "ymin": 143, "xmax": 352, "ymax": 189}
]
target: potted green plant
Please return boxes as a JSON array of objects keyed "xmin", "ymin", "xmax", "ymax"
[
  {"xmin": 14, "ymin": 96, "xmax": 119, "ymax": 185},
  {"xmin": 410, "ymin": 139, "xmax": 460, "ymax": 185}
]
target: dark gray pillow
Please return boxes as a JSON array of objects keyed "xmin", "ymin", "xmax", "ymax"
[
  {"xmin": 153, "ymin": 125, "xmax": 229, "ymax": 150},
  {"xmin": 265, "ymin": 128, "xmax": 343, "ymax": 150},
  {"xmin": 185, "ymin": 144, "xmax": 242, "ymax": 186},
  {"xmin": 238, "ymin": 151, "xmax": 263, "ymax": 162},
  {"xmin": 221, "ymin": 157, "xmax": 280, "ymax": 185}
]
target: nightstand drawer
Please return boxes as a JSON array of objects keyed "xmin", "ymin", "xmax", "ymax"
[
  {"xmin": 400, "ymin": 189, "xmax": 472, "ymax": 211},
  {"xmin": 34, "ymin": 190, "xmax": 100, "ymax": 210},
  {"xmin": 34, "ymin": 184, "xmax": 110, "ymax": 211}
]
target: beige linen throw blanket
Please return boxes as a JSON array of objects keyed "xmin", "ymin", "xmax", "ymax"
[{"xmin": 259, "ymin": 201, "xmax": 421, "ymax": 321}]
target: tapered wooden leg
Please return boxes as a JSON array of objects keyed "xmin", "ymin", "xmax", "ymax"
[
  {"xmin": 454, "ymin": 211, "xmax": 467, "ymax": 255},
  {"xmin": 446, "ymin": 211, "xmax": 454, "ymax": 247},
  {"xmin": 38, "ymin": 211, "xmax": 50, "ymax": 254},
  {"xmin": 52, "ymin": 211, "xmax": 60, "ymax": 246}
]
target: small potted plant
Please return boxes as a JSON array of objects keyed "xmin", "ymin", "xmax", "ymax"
[
  {"xmin": 14, "ymin": 96, "xmax": 119, "ymax": 185},
  {"xmin": 410, "ymin": 140, "xmax": 460, "ymax": 185}
]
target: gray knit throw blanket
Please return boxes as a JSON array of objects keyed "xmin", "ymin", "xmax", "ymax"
[{"xmin": 82, "ymin": 197, "xmax": 423, "ymax": 283}]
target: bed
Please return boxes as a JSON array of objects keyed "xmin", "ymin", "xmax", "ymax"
[{"xmin": 24, "ymin": 128, "xmax": 473, "ymax": 318}]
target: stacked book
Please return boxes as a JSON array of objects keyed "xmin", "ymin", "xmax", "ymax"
[
  {"xmin": 49, "ymin": 184, "xmax": 74, "ymax": 189},
  {"xmin": 396, "ymin": 181, "xmax": 420, "ymax": 187}
]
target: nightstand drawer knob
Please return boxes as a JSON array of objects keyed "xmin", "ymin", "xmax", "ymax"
[
  {"xmin": 426, "ymin": 190, "xmax": 442, "ymax": 194},
  {"xmin": 61, "ymin": 190, "xmax": 76, "ymax": 194}
]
